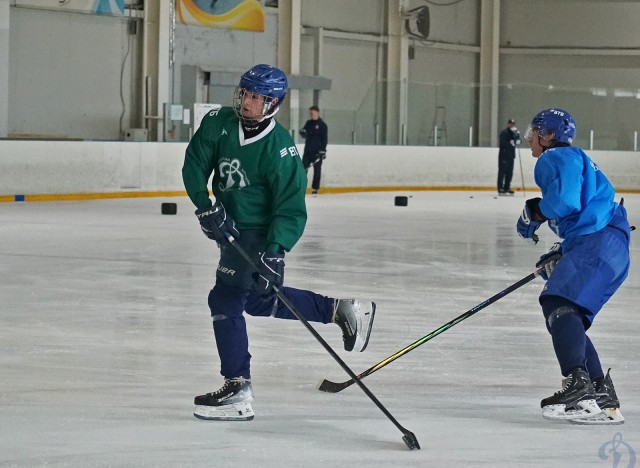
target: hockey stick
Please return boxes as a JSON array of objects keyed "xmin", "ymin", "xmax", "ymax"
[
  {"xmin": 306, "ymin": 153, "xmax": 325, "ymax": 168},
  {"xmin": 225, "ymin": 236, "xmax": 420, "ymax": 451},
  {"xmin": 517, "ymin": 147, "xmax": 526, "ymax": 197},
  {"xmin": 318, "ymin": 269, "xmax": 541, "ymax": 394},
  {"xmin": 309, "ymin": 155, "xmax": 323, "ymax": 166}
]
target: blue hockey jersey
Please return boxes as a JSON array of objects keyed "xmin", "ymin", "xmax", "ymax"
[{"xmin": 535, "ymin": 146, "xmax": 617, "ymax": 243}]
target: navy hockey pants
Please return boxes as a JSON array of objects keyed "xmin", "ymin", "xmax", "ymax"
[
  {"xmin": 539, "ymin": 204, "xmax": 630, "ymax": 377},
  {"xmin": 208, "ymin": 230, "xmax": 335, "ymax": 379}
]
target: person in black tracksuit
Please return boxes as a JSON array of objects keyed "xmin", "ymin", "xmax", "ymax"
[
  {"xmin": 300, "ymin": 106, "xmax": 328, "ymax": 195},
  {"xmin": 497, "ymin": 118, "xmax": 521, "ymax": 195}
]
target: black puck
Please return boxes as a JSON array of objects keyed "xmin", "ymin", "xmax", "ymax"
[
  {"xmin": 394, "ymin": 196, "xmax": 408, "ymax": 207},
  {"xmin": 161, "ymin": 202, "xmax": 177, "ymax": 215}
]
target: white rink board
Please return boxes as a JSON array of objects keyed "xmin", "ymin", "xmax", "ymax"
[{"xmin": 1, "ymin": 141, "xmax": 639, "ymax": 196}]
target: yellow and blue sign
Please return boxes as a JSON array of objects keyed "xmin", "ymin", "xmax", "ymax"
[
  {"xmin": 176, "ymin": 0, "xmax": 265, "ymax": 32},
  {"xmin": 93, "ymin": 0, "xmax": 125, "ymax": 16}
]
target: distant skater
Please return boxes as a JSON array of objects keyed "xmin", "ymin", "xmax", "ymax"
[{"xmin": 300, "ymin": 105, "xmax": 328, "ymax": 196}]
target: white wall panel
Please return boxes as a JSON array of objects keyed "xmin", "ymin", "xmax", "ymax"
[
  {"xmin": 301, "ymin": 0, "xmax": 385, "ymax": 34},
  {"xmin": 1, "ymin": 142, "xmax": 638, "ymax": 199},
  {"xmin": 320, "ymin": 37, "xmax": 379, "ymax": 144},
  {"xmin": 408, "ymin": 47, "xmax": 478, "ymax": 146},
  {"xmin": 8, "ymin": 7, "xmax": 139, "ymax": 140},
  {"xmin": 416, "ymin": 0, "xmax": 479, "ymax": 44},
  {"xmin": 501, "ymin": 0, "xmax": 640, "ymax": 48}
]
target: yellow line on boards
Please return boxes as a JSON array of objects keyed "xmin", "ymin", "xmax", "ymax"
[
  {"xmin": 1, "ymin": 187, "xmax": 639, "ymax": 203},
  {"xmin": 310, "ymin": 186, "xmax": 505, "ymax": 194},
  {"xmin": 0, "ymin": 191, "xmax": 187, "ymax": 203}
]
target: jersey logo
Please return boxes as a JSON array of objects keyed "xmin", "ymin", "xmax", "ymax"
[
  {"xmin": 589, "ymin": 159, "xmax": 600, "ymax": 172},
  {"xmin": 218, "ymin": 158, "xmax": 249, "ymax": 192},
  {"xmin": 222, "ymin": 129, "xmax": 228, "ymax": 136},
  {"xmin": 280, "ymin": 146, "xmax": 299, "ymax": 158}
]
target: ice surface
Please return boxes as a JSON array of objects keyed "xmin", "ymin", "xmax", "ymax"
[{"xmin": 1, "ymin": 191, "xmax": 638, "ymax": 467}]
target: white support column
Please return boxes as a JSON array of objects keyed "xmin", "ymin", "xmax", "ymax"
[
  {"xmin": 385, "ymin": 1, "xmax": 409, "ymax": 145},
  {"xmin": 142, "ymin": 0, "xmax": 163, "ymax": 141},
  {"xmin": 157, "ymin": 0, "xmax": 172, "ymax": 141},
  {"xmin": 0, "ymin": 0, "xmax": 10, "ymax": 138},
  {"xmin": 277, "ymin": 0, "xmax": 301, "ymax": 137},
  {"xmin": 312, "ymin": 26, "xmax": 324, "ymax": 107},
  {"xmin": 478, "ymin": 0, "xmax": 500, "ymax": 147}
]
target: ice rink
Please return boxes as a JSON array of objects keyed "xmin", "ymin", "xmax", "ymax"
[{"xmin": 1, "ymin": 191, "xmax": 639, "ymax": 468}]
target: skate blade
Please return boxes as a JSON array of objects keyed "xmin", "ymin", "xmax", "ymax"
[
  {"xmin": 542, "ymin": 399, "xmax": 601, "ymax": 421},
  {"xmin": 354, "ymin": 302, "xmax": 376, "ymax": 352},
  {"xmin": 193, "ymin": 401, "xmax": 255, "ymax": 421},
  {"xmin": 570, "ymin": 408, "xmax": 624, "ymax": 425}
]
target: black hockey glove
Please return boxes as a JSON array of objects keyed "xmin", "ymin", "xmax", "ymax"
[
  {"xmin": 318, "ymin": 150, "xmax": 327, "ymax": 160},
  {"xmin": 536, "ymin": 243, "xmax": 562, "ymax": 281},
  {"xmin": 254, "ymin": 251, "xmax": 285, "ymax": 299},
  {"xmin": 516, "ymin": 197, "xmax": 545, "ymax": 244},
  {"xmin": 195, "ymin": 201, "xmax": 239, "ymax": 246}
]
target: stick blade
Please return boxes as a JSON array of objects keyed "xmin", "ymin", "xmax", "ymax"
[
  {"xmin": 402, "ymin": 431, "xmax": 420, "ymax": 450},
  {"xmin": 317, "ymin": 378, "xmax": 353, "ymax": 393}
]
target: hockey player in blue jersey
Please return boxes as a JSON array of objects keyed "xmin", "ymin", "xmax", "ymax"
[{"xmin": 516, "ymin": 108, "xmax": 631, "ymax": 425}]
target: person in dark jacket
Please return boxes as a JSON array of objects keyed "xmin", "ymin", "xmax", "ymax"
[
  {"xmin": 497, "ymin": 118, "xmax": 521, "ymax": 195},
  {"xmin": 300, "ymin": 105, "xmax": 328, "ymax": 195}
]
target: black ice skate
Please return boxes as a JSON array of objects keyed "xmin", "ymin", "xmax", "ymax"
[
  {"xmin": 193, "ymin": 377, "xmax": 255, "ymax": 421},
  {"xmin": 333, "ymin": 299, "xmax": 376, "ymax": 352},
  {"xmin": 541, "ymin": 367, "xmax": 600, "ymax": 421},
  {"xmin": 571, "ymin": 369, "xmax": 624, "ymax": 425}
]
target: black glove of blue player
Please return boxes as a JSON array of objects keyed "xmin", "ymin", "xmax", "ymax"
[
  {"xmin": 195, "ymin": 201, "xmax": 239, "ymax": 245},
  {"xmin": 254, "ymin": 251, "xmax": 285, "ymax": 299},
  {"xmin": 536, "ymin": 243, "xmax": 562, "ymax": 280},
  {"xmin": 517, "ymin": 197, "xmax": 545, "ymax": 244}
]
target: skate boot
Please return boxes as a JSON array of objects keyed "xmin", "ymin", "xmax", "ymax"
[
  {"xmin": 571, "ymin": 369, "xmax": 624, "ymax": 425},
  {"xmin": 193, "ymin": 377, "xmax": 254, "ymax": 421},
  {"xmin": 540, "ymin": 367, "xmax": 601, "ymax": 421},
  {"xmin": 333, "ymin": 299, "xmax": 376, "ymax": 352}
]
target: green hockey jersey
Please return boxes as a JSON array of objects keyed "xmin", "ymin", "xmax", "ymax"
[{"xmin": 182, "ymin": 107, "xmax": 307, "ymax": 252}]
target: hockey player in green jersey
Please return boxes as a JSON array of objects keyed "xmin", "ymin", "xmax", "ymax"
[{"xmin": 182, "ymin": 64, "xmax": 376, "ymax": 421}]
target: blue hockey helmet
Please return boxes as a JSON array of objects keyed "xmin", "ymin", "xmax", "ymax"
[
  {"xmin": 233, "ymin": 64, "xmax": 288, "ymax": 124},
  {"xmin": 524, "ymin": 108, "xmax": 576, "ymax": 145}
]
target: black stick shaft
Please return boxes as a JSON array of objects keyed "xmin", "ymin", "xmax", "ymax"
[
  {"xmin": 319, "ymin": 270, "xmax": 540, "ymax": 393},
  {"xmin": 226, "ymin": 236, "xmax": 420, "ymax": 450}
]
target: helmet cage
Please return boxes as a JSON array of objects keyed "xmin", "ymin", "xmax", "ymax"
[
  {"xmin": 233, "ymin": 64, "xmax": 287, "ymax": 126},
  {"xmin": 233, "ymin": 87, "xmax": 281, "ymax": 126},
  {"xmin": 524, "ymin": 126, "xmax": 556, "ymax": 143}
]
